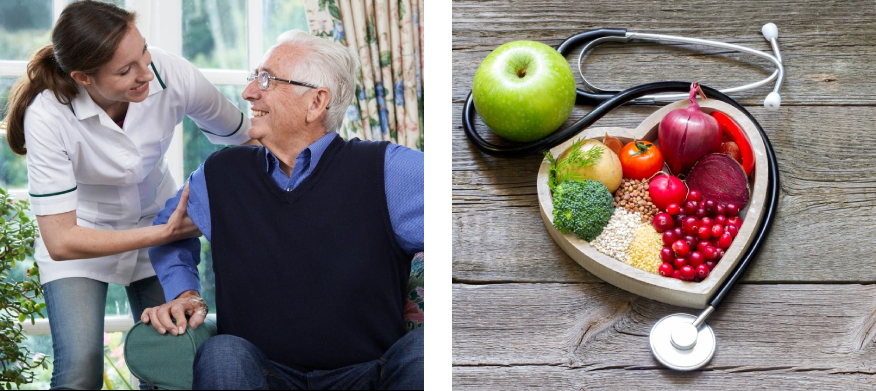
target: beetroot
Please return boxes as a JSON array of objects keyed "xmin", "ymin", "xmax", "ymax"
[{"xmin": 686, "ymin": 154, "xmax": 750, "ymax": 210}]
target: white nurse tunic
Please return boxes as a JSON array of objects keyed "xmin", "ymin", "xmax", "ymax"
[{"xmin": 23, "ymin": 47, "xmax": 250, "ymax": 286}]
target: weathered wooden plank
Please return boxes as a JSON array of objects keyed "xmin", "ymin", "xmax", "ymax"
[
  {"xmin": 451, "ymin": 0, "xmax": 876, "ymax": 105},
  {"xmin": 452, "ymin": 105, "xmax": 876, "ymax": 283},
  {"xmin": 453, "ymin": 366, "xmax": 876, "ymax": 390},
  {"xmin": 452, "ymin": 283, "xmax": 876, "ymax": 371}
]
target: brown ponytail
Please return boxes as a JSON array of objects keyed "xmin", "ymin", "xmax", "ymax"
[{"xmin": 3, "ymin": 0, "xmax": 136, "ymax": 155}]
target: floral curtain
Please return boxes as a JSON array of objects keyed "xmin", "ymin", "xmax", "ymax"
[{"xmin": 305, "ymin": 0, "xmax": 423, "ymax": 151}]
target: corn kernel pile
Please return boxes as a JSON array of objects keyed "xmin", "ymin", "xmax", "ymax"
[{"xmin": 626, "ymin": 223, "xmax": 664, "ymax": 274}]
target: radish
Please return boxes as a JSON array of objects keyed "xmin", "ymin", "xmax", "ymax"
[{"xmin": 648, "ymin": 173, "xmax": 688, "ymax": 211}]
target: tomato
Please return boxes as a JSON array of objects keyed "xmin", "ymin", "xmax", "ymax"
[{"xmin": 619, "ymin": 140, "xmax": 664, "ymax": 180}]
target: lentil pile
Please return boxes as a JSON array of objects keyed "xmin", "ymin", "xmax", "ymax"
[
  {"xmin": 614, "ymin": 178, "xmax": 659, "ymax": 223},
  {"xmin": 626, "ymin": 223, "xmax": 664, "ymax": 274},
  {"xmin": 591, "ymin": 209, "xmax": 642, "ymax": 262}
]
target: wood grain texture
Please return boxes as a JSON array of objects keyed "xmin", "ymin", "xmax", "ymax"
[
  {"xmin": 452, "ymin": 0, "xmax": 876, "ymax": 106},
  {"xmin": 453, "ymin": 367, "xmax": 876, "ymax": 391},
  {"xmin": 452, "ymin": 0, "xmax": 876, "ymax": 386},
  {"xmin": 453, "ymin": 283, "xmax": 876, "ymax": 369}
]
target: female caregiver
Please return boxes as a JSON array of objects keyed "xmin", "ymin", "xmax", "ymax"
[{"xmin": 2, "ymin": 1, "xmax": 251, "ymax": 389}]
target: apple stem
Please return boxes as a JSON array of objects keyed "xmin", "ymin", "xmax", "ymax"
[{"xmin": 517, "ymin": 68, "xmax": 527, "ymax": 78}]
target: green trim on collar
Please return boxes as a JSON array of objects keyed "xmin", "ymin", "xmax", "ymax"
[
  {"xmin": 199, "ymin": 112, "xmax": 245, "ymax": 137},
  {"xmin": 30, "ymin": 186, "xmax": 77, "ymax": 198},
  {"xmin": 150, "ymin": 62, "xmax": 166, "ymax": 89}
]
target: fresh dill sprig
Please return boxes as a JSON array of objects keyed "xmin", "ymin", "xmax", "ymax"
[{"xmin": 544, "ymin": 138, "xmax": 604, "ymax": 193}]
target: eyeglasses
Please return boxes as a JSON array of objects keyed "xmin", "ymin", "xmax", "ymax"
[{"xmin": 247, "ymin": 70, "xmax": 319, "ymax": 91}]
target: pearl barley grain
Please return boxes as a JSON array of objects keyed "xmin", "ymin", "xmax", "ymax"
[{"xmin": 591, "ymin": 209, "xmax": 642, "ymax": 262}]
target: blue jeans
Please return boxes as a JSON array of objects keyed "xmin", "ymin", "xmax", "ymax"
[
  {"xmin": 192, "ymin": 327, "xmax": 424, "ymax": 390},
  {"xmin": 43, "ymin": 276, "xmax": 166, "ymax": 390}
]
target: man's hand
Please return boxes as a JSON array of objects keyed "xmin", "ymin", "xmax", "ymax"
[{"xmin": 141, "ymin": 290, "xmax": 208, "ymax": 336}]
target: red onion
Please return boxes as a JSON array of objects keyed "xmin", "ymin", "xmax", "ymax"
[{"xmin": 658, "ymin": 83, "xmax": 721, "ymax": 176}]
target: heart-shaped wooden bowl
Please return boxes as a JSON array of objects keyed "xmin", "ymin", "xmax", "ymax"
[{"xmin": 537, "ymin": 98, "xmax": 768, "ymax": 309}]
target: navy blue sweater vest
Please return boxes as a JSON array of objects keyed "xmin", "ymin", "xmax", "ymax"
[{"xmin": 204, "ymin": 136, "xmax": 411, "ymax": 371}]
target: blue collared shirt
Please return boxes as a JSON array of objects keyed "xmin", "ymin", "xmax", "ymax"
[{"xmin": 149, "ymin": 132, "xmax": 424, "ymax": 302}]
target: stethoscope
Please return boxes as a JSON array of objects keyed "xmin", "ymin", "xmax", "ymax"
[{"xmin": 462, "ymin": 25, "xmax": 783, "ymax": 370}]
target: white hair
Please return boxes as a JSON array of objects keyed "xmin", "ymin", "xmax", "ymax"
[{"xmin": 276, "ymin": 30, "xmax": 360, "ymax": 133}]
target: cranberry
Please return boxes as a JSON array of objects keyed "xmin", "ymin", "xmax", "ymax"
[
  {"xmin": 727, "ymin": 216, "xmax": 743, "ymax": 229},
  {"xmin": 727, "ymin": 224, "xmax": 740, "ymax": 238},
  {"xmin": 688, "ymin": 190, "xmax": 702, "ymax": 202},
  {"xmin": 694, "ymin": 276, "xmax": 702, "ymax": 283},
  {"xmin": 703, "ymin": 199, "xmax": 717, "ymax": 214},
  {"xmin": 659, "ymin": 263, "xmax": 674, "ymax": 277},
  {"xmin": 662, "ymin": 231, "xmax": 678, "ymax": 246},
  {"xmin": 726, "ymin": 203, "xmax": 739, "ymax": 217},
  {"xmin": 666, "ymin": 203, "xmax": 681, "ymax": 215},
  {"xmin": 660, "ymin": 247, "xmax": 675, "ymax": 263},
  {"xmin": 684, "ymin": 201, "xmax": 699, "ymax": 215},
  {"xmin": 672, "ymin": 270, "xmax": 682, "ymax": 280},
  {"xmin": 688, "ymin": 251, "xmax": 704, "ymax": 267},
  {"xmin": 718, "ymin": 232, "xmax": 733, "ymax": 249},
  {"xmin": 673, "ymin": 227, "xmax": 684, "ymax": 238},
  {"xmin": 695, "ymin": 207, "xmax": 708, "ymax": 218},
  {"xmin": 652, "ymin": 213, "xmax": 674, "ymax": 233},
  {"xmin": 696, "ymin": 240, "xmax": 710, "ymax": 253},
  {"xmin": 700, "ymin": 217, "xmax": 713, "ymax": 228},
  {"xmin": 715, "ymin": 204, "xmax": 726, "ymax": 216},
  {"xmin": 673, "ymin": 257, "xmax": 688, "ymax": 269},
  {"xmin": 682, "ymin": 235, "xmax": 697, "ymax": 248},
  {"xmin": 680, "ymin": 265, "xmax": 696, "ymax": 281},
  {"xmin": 703, "ymin": 246, "xmax": 719, "ymax": 260},
  {"xmin": 697, "ymin": 226, "xmax": 712, "ymax": 241},
  {"xmin": 714, "ymin": 215, "xmax": 728, "ymax": 226},
  {"xmin": 673, "ymin": 214, "xmax": 686, "ymax": 228},
  {"xmin": 705, "ymin": 260, "xmax": 717, "ymax": 271},
  {"xmin": 672, "ymin": 240, "xmax": 690, "ymax": 257},
  {"xmin": 711, "ymin": 224, "xmax": 725, "ymax": 238},
  {"xmin": 682, "ymin": 217, "xmax": 699, "ymax": 235},
  {"xmin": 696, "ymin": 264, "xmax": 710, "ymax": 279}
]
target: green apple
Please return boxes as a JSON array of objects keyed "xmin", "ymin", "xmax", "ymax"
[{"xmin": 472, "ymin": 40, "xmax": 576, "ymax": 143}]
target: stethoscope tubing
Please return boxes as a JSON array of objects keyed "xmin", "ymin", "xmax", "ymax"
[
  {"xmin": 575, "ymin": 32, "xmax": 784, "ymax": 102},
  {"xmin": 464, "ymin": 82, "xmax": 715, "ymax": 158},
  {"xmin": 701, "ymin": 89, "xmax": 780, "ymax": 310}
]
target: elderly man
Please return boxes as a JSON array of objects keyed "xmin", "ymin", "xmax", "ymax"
[{"xmin": 141, "ymin": 30, "xmax": 424, "ymax": 390}]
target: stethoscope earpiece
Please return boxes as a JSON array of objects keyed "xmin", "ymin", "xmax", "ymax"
[
  {"xmin": 764, "ymin": 91, "xmax": 781, "ymax": 111},
  {"xmin": 761, "ymin": 23, "xmax": 779, "ymax": 40}
]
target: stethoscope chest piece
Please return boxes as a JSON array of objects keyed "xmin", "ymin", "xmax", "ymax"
[{"xmin": 649, "ymin": 313, "xmax": 716, "ymax": 371}]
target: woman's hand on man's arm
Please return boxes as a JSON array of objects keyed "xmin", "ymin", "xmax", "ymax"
[{"xmin": 35, "ymin": 183, "xmax": 201, "ymax": 261}]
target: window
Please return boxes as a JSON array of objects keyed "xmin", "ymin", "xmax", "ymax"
[
  {"xmin": 0, "ymin": 77, "xmax": 27, "ymax": 189},
  {"xmin": 0, "ymin": 1, "xmax": 309, "ymax": 388},
  {"xmin": 0, "ymin": 1, "xmax": 53, "ymax": 61},
  {"xmin": 183, "ymin": 0, "xmax": 248, "ymax": 70}
]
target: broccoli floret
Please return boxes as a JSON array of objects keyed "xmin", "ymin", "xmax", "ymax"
[{"xmin": 552, "ymin": 179, "xmax": 615, "ymax": 241}]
